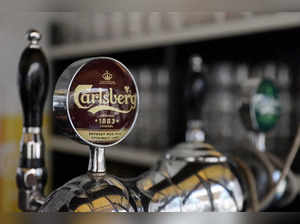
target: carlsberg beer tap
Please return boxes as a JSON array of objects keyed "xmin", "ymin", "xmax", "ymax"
[{"xmin": 40, "ymin": 57, "xmax": 140, "ymax": 212}]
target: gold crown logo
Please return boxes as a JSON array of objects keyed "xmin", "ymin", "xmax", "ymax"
[{"xmin": 102, "ymin": 70, "xmax": 113, "ymax": 81}]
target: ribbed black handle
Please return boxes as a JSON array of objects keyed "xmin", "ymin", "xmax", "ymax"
[{"xmin": 18, "ymin": 30, "xmax": 49, "ymax": 127}]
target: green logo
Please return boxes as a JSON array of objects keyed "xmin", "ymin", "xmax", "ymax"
[{"xmin": 250, "ymin": 79, "xmax": 280, "ymax": 132}]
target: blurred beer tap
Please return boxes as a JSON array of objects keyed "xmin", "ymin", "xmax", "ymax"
[
  {"xmin": 238, "ymin": 65, "xmax": 280, "ymax": 152},
  {"xmin": 17, "ymin": 29, "xmax": 49, "ymax": 211},
  {"xmin": 131, "ymin": 55, "xmax": 244, "ymax": 212},
  {"xmin": 233, "ymin": 67, "xmax": 299, "ymax": 210},
  {"xmin": 131, "ymin": 57, "xmax": 300, "ymax": 212},
  {"xmin": 184, "ymin": 55, "xmax": 206, "ymax": 142}
]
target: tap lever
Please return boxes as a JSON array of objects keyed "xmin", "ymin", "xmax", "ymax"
[
  {"xmin": 18, "ymin": 29, "xmax": 49, "ymax": 128},
  {"xmin": 17, "ymin": 29, "xmax": 49, "ymax": 211}
]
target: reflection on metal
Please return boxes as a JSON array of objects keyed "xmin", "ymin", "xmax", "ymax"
[
  {"xmin": 227, "ymin": 144, "xmax": 298, "ymax": 211},
  {"xmin": 88, "ymin": 147, "xmax": 106, "ymax": 173},
  {"xmin": 135, "ymin": 142, "xmax": 244, "ymax": 212},
  {"xmin": 16, "ymin": 166, "xmax": 47, "ymax": 211},
  {"xmin": 17, "ymin": 126, "xmax": 47, "ymax": 211},
  {"xmin": 39, "ymin": 173, "xmax": 137, "ymax": 212}
]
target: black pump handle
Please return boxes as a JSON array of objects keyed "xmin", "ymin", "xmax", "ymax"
[{"xmin": 18, "ymin": 29, "xmax": 49, "ymax": 127}]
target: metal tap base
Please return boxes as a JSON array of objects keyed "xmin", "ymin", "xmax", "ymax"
[{"xmin": 17, "ymin": 127, "xmax": 47, "ymax": 211}]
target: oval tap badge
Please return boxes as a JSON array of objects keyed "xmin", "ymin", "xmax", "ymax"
[
  {"xmin": 251, "ymin": 78, "xmax": 280, "ymax": 132},
  {"xmin": 67, "ymin": 58, "xmax": 139, "ymax": 147}
]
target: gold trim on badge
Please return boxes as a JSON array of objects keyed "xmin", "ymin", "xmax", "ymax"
[
  {"xmin": 77, "ymin": 129, "xmax": 128, "ymax": 143},
  {"xmin": 88, "ymin": 105, "xmax": 135, "ymax": 114}
]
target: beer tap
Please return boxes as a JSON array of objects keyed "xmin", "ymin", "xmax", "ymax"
[
  {"xmin": 131, "ymin": 55, "xmax": 244, "ymax": 212},
  {"xmin": 39, "ymin": 57, "xmax": 140, "ymax": 212},
  {"xmin": 15, "ymin": 29, "xmax": 299, "ymax": 212},
  {"xmin": 130, "ymin": 57, "xmax": 298, "ymax": 212},
  {"xmin": 17, "ymin": 29, "xmax": 49, "ymax": 211},
  {"xmin": 231, "ymin": 67, "xmax": 298, "ymax": 210},
  {"xmin": 17, "ymin": 30, "xmax": 140, "ymax": 212},
  {"xmin": 238, "ymin": 67, "xmax": 280, "ymax": 152}
]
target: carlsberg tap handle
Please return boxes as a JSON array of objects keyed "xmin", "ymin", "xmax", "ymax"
[{"xmin": 18, "ymin": 29, "xmax": 49, "ymax": 127}]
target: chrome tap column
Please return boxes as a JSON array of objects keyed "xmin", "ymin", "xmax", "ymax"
[{"xmin": 17, "ymin": 30, "xmax": 49, "ymax": 211}]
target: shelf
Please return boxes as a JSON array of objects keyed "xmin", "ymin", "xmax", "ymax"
[
  {"xmin": 49, "ymin": 13, "xmax": 300, "ymax": 60},
  {"xmin": 49, "ymin": 136, "xmax": 161, "ymax": 167}
]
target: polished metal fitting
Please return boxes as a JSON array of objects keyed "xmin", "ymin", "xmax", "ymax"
[
  {"xmin": 16, "ymin": 167, "xmax": 47, "ymax": 211},
  {"xmin": 88, "ymin": 147, "xmax": 106, "ymax": 173},
  {"xmin": 26, "ymin": 29, "xmax": 41, "ymax": 48},
  {"xmin": 20, "ymin": 127, "xmax": 44, "ymax": 160},
  {"xmin": 17, "ymin": 127, "xmax": 46, "ymax": 211}
]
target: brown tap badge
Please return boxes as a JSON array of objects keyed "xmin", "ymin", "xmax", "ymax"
[{"xmin": 53, "ymin": 57, "xmax": 139, "ymax": 171}]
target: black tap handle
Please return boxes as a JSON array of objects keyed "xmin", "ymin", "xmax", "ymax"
[
  {"xmin": 18, "ymin": 29, "xmax": 49, "ymax": 127},
  {"xmin": 185, "ymin": 55, "xmax": 207, "ymax": 120}
]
